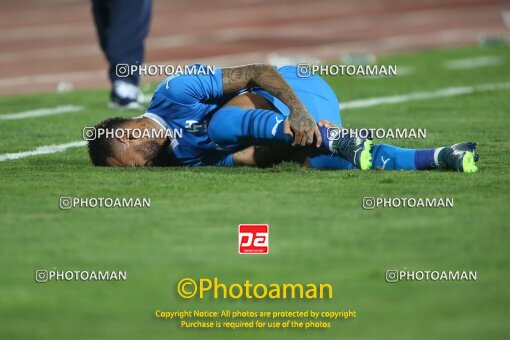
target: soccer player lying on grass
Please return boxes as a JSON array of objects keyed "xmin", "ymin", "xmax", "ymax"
[{"xmin": 87, "ymin": 64, "xmax": 479, "ymax": 172}]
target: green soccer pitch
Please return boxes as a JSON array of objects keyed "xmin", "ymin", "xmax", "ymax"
[{"xmin": 0, "ymin": 46, "xmax": 509, "ymax": 339}]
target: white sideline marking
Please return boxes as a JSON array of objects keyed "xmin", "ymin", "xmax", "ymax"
[
  {"xmin": 0, "ymin": 105, "xmax": 83, "ymax": 120},
  {"xmin": 444, "ymin": 56, "xmax": 504, "ymax": 70},
  {"xmin": 0, "ymin": 141, "xmax": 86, "ymax": 162},
  {"xmin": 1, "ymin": 81, "xmax": 509, "ymax": 162},
  {"xmin": 341, "ymin": 81, "xmax": 510, "ymax": 110}
]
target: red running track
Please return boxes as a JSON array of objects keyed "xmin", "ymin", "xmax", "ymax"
[{"xmin": 0, "ymin": 0, "xmax": 508, "ymax": 96}]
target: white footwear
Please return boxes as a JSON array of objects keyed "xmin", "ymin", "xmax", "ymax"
[{"xmin": 109, "ymin": 80, "xmax": 143, "ymax": 110}]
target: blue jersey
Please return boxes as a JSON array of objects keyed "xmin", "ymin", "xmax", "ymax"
[
  {"xmin": 144, "ymin": 65, "xmax": 341, "ymax": 166},
  {"xmin": 143, "ymin": 66, "xmax": 234, "ymax": 166}
]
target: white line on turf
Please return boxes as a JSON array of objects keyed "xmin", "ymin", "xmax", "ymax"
[
  {"xmin": 0, "ymin": 105, "xmax": 83, "ymax": 120},
  {"xmin": 1, "ymin": 81, "xmax": 509, "ymax": 162},
  {"xmin": 341, "ymin": 81, "xmax": 510, "ymax": 109},
  {"xmin": 444, "ymin": 56, "xmax": 504, "ymax": 70},
  {"xmin": 0, "ymin": 141, "xmax": 86, "ymax": 162}
]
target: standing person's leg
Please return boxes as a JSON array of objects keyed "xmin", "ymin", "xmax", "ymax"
[
  {"xmin": 91, "ymin": 0, "xmax": 110, "ymax": 55},
  {"xmin": 92, "ymin": 0, "xmax": 152, "ymax": 109},
  {"xmin": 107, "ymin": 0, "xmax": 151, "ymax": 87}
]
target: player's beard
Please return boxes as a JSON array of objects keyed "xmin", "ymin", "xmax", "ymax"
[
  {"xmin": 136, "ymin": 139, "xmax": 167, "ymax": 166},
  {"xmin": 145, "ymin": 139, "xmax": 173, "ymax": 167}
]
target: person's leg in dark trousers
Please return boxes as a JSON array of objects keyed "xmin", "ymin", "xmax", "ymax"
[
  {"xmin": 91, "ymin": 0, "xmax": 110, "ymax": 55},
  {"xmin": 91, "ymin": 0, "xmax": 152, "ymax": 108}
]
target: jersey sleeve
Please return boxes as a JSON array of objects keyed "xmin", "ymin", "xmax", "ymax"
[{"xmin": 163, "ymin": 66, "xmax": 223, "ymax": 105}]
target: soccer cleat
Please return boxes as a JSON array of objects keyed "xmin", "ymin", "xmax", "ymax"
[
  {"xmin": 332, "ymin": 132, "xmax": 374, "ymax": 170},
  {"xmin": 438, "ymin": 142, "xmax": 479, "ymax": 173},
  {"xmin": 109, "ymin": 80, "xmax": 144, "ymax": 110}
]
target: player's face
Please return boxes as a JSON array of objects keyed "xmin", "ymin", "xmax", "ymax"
[{"xmin": 107, "ymin": 137, "xmax": 164, "ymax": 167}]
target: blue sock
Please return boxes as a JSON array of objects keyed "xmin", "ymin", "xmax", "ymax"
[
  {"xmin": 307, "ymin": 152, "xmax": 354, "ymax": 169},
  {"xmin": 414, "ymin": 148, "xmax": 438, "ymax": 170},
  {"xmin": 318, "ymin": 125, "xmax": 335, "ymax": 152},
  {"xmin": 372, "ymin": 144, "xmax": 439, "ymax": 170},
  {"xmin": 208, "ymin": 106, "xmax": 293, "ymax": 148},
  {"xmin": 371, "ymin": 144, "xmax": 415, "ymax": 170}
]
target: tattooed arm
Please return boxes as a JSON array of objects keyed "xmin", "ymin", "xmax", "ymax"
[{"xmin": 222, "ymin": 64, "xmax": 321, "ymax": 147}]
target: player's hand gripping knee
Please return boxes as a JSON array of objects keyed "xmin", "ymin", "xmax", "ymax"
[{"xmin": 284, "ymin": 108, "xmax": 321, "ymax": 148}]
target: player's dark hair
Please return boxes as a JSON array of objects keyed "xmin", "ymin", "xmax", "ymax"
[{"xmin": 87, "ymin": 117, "xmax": 130, "ymax": 166}]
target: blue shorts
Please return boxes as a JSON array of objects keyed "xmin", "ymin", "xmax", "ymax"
[{"xmin": 253, "ymin": 66, "xmax": 343, "ymax": 126}]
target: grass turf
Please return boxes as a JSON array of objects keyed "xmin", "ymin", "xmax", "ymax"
[{"xmin": 0, "ymin": 46, "xmax": 509, "ymax": 339}]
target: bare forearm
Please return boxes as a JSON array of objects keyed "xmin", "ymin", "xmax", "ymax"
[{"xmin": 222, "ymin": 64, "xmax": 306, "ymax": 114}]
